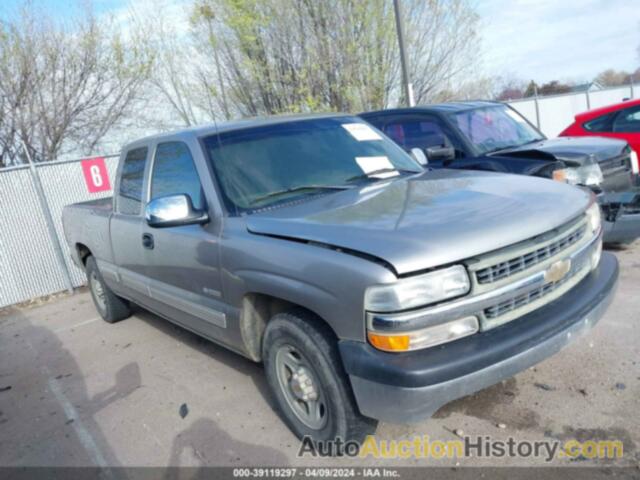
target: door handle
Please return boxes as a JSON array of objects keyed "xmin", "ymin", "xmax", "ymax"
[{"xmin": 142, "ymin": 233, "xmax": 154, "ymax": 250}]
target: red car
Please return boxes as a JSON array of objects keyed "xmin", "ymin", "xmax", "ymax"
[{"xmin": 560, "ymin": 98, "xmax": 640, "ymax": 175}]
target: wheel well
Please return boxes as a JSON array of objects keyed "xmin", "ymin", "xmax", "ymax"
[
  {"xmin": 76, "ymin": 243, "xmax": 92, "ymax": 265},
  {"xmin": 240, "ymin": 293, "xmax": 335, "ymax": 362}
]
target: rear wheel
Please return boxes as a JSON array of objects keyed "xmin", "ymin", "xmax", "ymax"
[
  {"xmin": 86, "ymin": 256, "xmax": 131, "ymax": 323},
  {"xmin": 262, "ymin": 311, "xmax": 377, "ymax": 453}
]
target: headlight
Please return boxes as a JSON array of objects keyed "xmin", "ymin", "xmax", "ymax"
[
  {"xmin": 585, "ymin": 202, "xmax": 601, "ymax": 234},
  {"xmin": 367, "ymin": 316, "xmax": 479, "ymax": 352},
  {"xmin": 552, "ymin": 163, "xmax": 603, "ymax": 187},
  {"xmin": 630, "ymin": 150, "xmax": 639, "ymax": 175},
  {"xmin": 364, "ymin": 265, "xmax": 470, "ymax": 312},
  {"xmin": 591, "ymin": 237, "xmax": 603, "ymax": 271}
]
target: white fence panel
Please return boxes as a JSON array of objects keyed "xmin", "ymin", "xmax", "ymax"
[
  {"xmin": 537, "ymin": 94, "xmax": 589, "ymax": 138},
  {"xmin": 0, "ymin": 168, "xmax": 70, "ymax": 306},
  {"xmin": 589, "ymin": 86, "xmax": 633, "ymax": 110},
  {"xmin": 508, "ymin": 99, "xmax": 538, "ymax": 127},
  {"xmin": 0, "ymin": 156, "xmax": 118, "ymax": 308},
  {"xmin": 37, "ymin": 157, "xmax": 119, "ymax": 287},
  {"xmin": 509, "ymin": 83, "xmax": 637, "ymax": 138}
]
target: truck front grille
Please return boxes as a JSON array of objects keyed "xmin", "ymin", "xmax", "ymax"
[
  {"xmin": 475, "ymin": 222, "xmax": 586, "ymax": 285},
  {"xmin": 484, "ymin": 274, "xmax": 572, "ymax": 320},
  {"xmin": 466, "ymin": 214, "xmax": 595, "ymax": 330},
  {"xmin": 481, "ymin": 248, "xmax": 593, "ymax": 329}
]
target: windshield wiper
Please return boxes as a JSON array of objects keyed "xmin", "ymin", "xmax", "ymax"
[
  {"xmin": 486, "ymin": 138, "xmax": 544, "ymax": 155},
  {"xmin": 250, "ymin": 184, "xmax": 350, "ymax": 205},
  {"xmin": 345, "ymin": 168, "xmax": 420, "ymax": 183}
]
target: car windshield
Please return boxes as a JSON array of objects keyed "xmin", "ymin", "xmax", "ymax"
[
  {"xmin": 203, "ymin": 116, "xmax": 422, "ymax": 213},
  {"xmin": 449, "ymin": 105, "xmax": 544, "ymax": 154}
]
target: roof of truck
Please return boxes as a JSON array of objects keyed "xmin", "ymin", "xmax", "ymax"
[
  {"xmin": 123, "ymin": 112, "xmax": 349, "ymax": 150},
  {"xmin": 360, "ymin": 100, "xmax": 503, "ymax": 117}
]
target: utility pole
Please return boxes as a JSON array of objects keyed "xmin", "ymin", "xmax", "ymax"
[{"xmin": 393, "ymin": 0, "xmax": 415, "ymax": 107}]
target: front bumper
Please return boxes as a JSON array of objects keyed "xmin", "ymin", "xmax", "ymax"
[{"xmin": 339, "ymin": 252, "xmax": 618, "ymax": 424}]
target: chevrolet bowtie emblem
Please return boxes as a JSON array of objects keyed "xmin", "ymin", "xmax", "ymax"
[{"xmin": 545, "ymin": 259, "xmax": 571, "ymax": 283}]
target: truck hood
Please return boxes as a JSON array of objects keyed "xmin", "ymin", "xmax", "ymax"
[
  {"xmin": 246, "ymin": 169, "xmax": 591, "ymax": 276},
  {"xmin": 492, "ymin": 136, "xmax": 628, "ymax": 166}
]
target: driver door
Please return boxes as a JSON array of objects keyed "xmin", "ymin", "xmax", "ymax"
[{"xmin": 141, "ymin": 140, "xmax": 227, "ymax": 342}]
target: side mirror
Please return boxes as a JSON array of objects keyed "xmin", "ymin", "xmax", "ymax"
[
  {"xmin": 410, "ymin": 147, "xmax": 428, "ymax": 166},
  {"xmin": 425, "ymin": 146, "xmax": 456, "ymax": 165},
  {"xmin": 145, "ymin": 194, "xmax": 208, "ymax": 228}
]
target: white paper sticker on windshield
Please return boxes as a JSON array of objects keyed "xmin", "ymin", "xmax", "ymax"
[
  {"xmin": 505, "ymin": 108, "xmax": 527, "ymax": 123},
  {"xmin": 342, "ymin": 123, "xmax": 382, "ymax": 141},
  {"xmin": 355, "ymin": 156, "xmax": 399, "ymax": 178}
]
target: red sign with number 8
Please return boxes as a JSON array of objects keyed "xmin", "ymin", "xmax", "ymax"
[{"xmin": 81, "ymin": 157, "xmax": 111, "ymax": 193}]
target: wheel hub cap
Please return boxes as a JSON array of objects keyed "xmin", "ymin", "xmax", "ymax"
[
  {"xmin": 289, "ymin": 368, "xmax": 318, "ymax": 402},
  {"xmin": 274, "ymin": 344, "xmax": 327, "ymax": 430}
]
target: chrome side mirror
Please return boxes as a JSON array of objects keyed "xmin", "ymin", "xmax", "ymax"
[
  {"xmin": 410, "ymin": 147, "xmax": 428, "ymax": 166},
  {"xmin": 145, "ymin": 194, "xmax": 208, "ymax": 228}
]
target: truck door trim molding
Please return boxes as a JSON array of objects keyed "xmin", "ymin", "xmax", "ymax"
[{"xmin": 146, "ymin": 278, "xmax": 227, "ymax": 329}]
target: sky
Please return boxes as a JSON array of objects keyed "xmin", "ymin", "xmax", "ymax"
[
  {"xmin": 477, "ymin": 0, "xmax": 640, "ymax": 83},
  {"xmin": 1, "ymin": 0, "xmax": 638, "ymax": 85}
]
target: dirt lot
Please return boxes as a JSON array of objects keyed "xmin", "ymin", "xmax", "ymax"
[{"xmin": 1, "ymin": 243, "xmax": 639, "ymax": 470}]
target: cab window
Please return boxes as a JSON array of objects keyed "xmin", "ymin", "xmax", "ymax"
[
  {"xmin": 382, "ymin": 119, "xmax": 451, "ymax": 151},
  {"xmin": 117, "ymin": 147, "xmax": 148, "ymax": 215},
  {"xmin": 151, "ymin": 142, "xmax": 204, "ymax": 210}
]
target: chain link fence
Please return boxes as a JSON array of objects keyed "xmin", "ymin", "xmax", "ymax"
[{"xmin": 0, "ymin": 155, "xmax": 119, "ymax": 308}]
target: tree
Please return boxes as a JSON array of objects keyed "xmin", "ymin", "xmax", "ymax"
[
  {"xmin": 184, "ymin": 0, "xmax": 480, "ymax": 117},
  {"xmin": 538, "ymin": 80, "xmax": 571, "ymax": 96},
  {"xmin": 493, "ymin": 76, "xmax": 527, "ymax": 101},
  {"xmin": 524, "ymin": 81, "xmax": 538, "ymax": 98},
  {"xmin": 595, "ymin": 69, "xmax": 632, "ymax": 87},
  {"xmin": 0, "ymin": 5, "xmax": 153, "ymax": 166},
  {"xmin": 187, "ymin": 0, "xmax": 398, "ymax": 116},
  {"xmin": 404, "ymin": 0, "xmax": 481, "ymax": 104}
]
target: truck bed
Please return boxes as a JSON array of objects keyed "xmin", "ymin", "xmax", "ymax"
[
  {"xmin": 68, "ymin": 196, "xmax": 114, "ymax": 212},
  {"xmin": 62, "ymin": 197, "xmax": 115, "ymax": 268}
]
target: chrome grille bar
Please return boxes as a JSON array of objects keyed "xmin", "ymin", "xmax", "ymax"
[{"xmin": 475, "ymin": 223, "xmax": 586, "ymax": 285}]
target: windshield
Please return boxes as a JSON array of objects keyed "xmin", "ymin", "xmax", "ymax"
[
  {"xmin": 450, "ymin": 105, "xmax": 544, "ymax": 155},
  {"xmin": 203, "ymin": 117, "xmax": 422, "ymax": 213}
]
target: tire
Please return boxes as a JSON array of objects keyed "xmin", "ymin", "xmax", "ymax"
[
  {"xmin": 86, "ymin": 256, "xmax": 131, "ymax": 323},
  {"xmin": 262, "ymin": 310, "xmax": 377, "ymax": 453}
]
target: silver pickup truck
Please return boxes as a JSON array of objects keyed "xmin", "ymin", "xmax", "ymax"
[{"xmin": 62, "ymin": 114, "xmax": 618, "ymax": 448}]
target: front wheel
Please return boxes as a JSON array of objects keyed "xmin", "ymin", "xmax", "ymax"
[{"xmin": 262, "ymin": 311, "xmax": 377, "ymax": 453}]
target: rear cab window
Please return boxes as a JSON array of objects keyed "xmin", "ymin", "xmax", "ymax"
[{"xmin": 117, "ymin": 147, "xmax": 148, "ymax": 215}]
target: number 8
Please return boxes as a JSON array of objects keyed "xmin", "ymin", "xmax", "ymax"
[{"xmin": 90, "ymin": 165, "xmax": 103, "ymax": 187}]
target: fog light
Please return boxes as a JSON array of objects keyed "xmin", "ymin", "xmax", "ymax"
[{"xmin": 367, "ymin": 316, "xmax": 479, "ymax": 352}]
